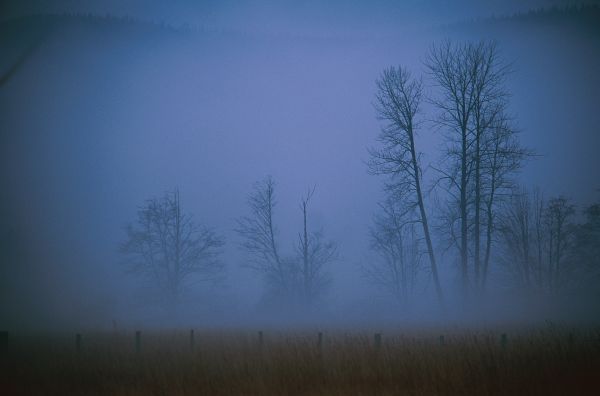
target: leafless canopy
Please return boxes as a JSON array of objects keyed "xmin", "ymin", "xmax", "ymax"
[
  {"xmin": 120, "ymin": 190, "xmax": 225, "ymax": 303},
  {"xmin": 498, "ymin": 188, "xmax": 576, "ymax": 294},
  {"xmin": 236, "ymin": 178, "xmax": 336, "ymax": 306},
  {"xmin": 369, "ymin": 66, "xmax": 423, "ymax": 203},
  {"xmin": 295, "ymin": 186, "xmax": 337, "ymax": 305},
  {"xmin": 369, "ymin": 65, "xmax": 443, "ymax": 304},
  {"xmin": 426, "ymin": 40, "xmax": 528, "ymax": 296},
  {"xmin": 235, "ymin": 176, "xmax": 288, "ymax": 290}
]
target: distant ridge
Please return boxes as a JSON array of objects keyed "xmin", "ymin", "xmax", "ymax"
[
  {"xmin": 443, "ymin": 4, "xmax": 600, "ymax": 34},
  {"xmin": 488, "ymin": 4, "xmax": 600, "ymax": 23},
  {"xmin": 0, "ymin": 12, "xmax": 294, "ymax": 41},
  {"xmin": 0, "ymin": 12, "xmax": 196, "ymax": 34}
]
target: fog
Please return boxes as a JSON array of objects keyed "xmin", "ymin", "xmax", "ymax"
[{"xmin": 1, "ymin": 0, "xmax": 599, "ymax": 331}]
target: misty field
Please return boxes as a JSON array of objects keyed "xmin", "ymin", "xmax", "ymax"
[{"xmin": 1, "ymin": 327, "xmax": 599, "ymax": 395}]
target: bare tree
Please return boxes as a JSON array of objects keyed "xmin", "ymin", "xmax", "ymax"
[
  {"xmin": 426, "ymin": 41, "xmax": 524, "ymax": 297},
  {"xmin": 570, "ymin": 202, "xmax": 600, "ymax": 293},
  {"xmin": 236, "ymin": 176, "xmax": 290, "ymax": 295},
  {"xmin": 365, "ymin": 197, "xmax": 421, "ymax": 303},
  {"xmin": 368, "ymin": 65, "xmax": 444, "ymax": 304},
  {"xmin": 120, "ymin": 190, "xmax": 225, "ymax": 305},
  {"xmin": 544, "ymin": 196, "xmax": 575, "ymax": 293},
  {"xmin": 498, "ymin": 189, "xmax": 575, "ymax": 294},
  {"xmin": 469, "ymin": 42, "xmax": 510, "ymax": 289},
  {"xmin": 498, "ymin": 188, "xmax": 536, "ymax": 289},
  {"xmin": 295, "ymin": 186, "xmax": 337, "ymax": 306},
  {"xmin": 237, "ymin": 178, "xmax": 336, "ymax": 306},
  {"xmin": 426, "ymin": 41, "xmax": 477, "ymax": 298},
  {"xmin": 479, "ymin": 117, "xmax": 530, "ymax": 291}
]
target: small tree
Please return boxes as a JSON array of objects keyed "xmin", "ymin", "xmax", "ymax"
[
  {"xmin": 571, "ymin": 202, "xmax": 600, "ymax": 293},
  {"xmin": 480, "ymin": 117, "xmax": 530, "ymax": 291},
  {"xmin": 498, "ymin": 188, "xmax": 537, "ymax": 289},
  {"xmin": 120, "ymin": 190, "xmax": 225, "ymax": 306},
  {"xmin": 237, "ymin": 178, "xmax": 336, "ymax": 307},
  {"xmin": 365, "ymin": 197, "xmax": 421, "ymax": 303},
  {"xmin": 295, "ymin": 186, "xmax": 337, "ymax": 306},
  {"xmin": 544, "ymin": 196, "xmax": 575, "ymax": 293},
  {"xmin": 235, "ymin": 176, "xmax": 291, "ymax": 297},
  {"xmin": 498, "ymin": 189, "xmax": 575, "ymax": 294}
]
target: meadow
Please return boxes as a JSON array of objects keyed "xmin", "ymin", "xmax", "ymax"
[{"xmin": 1, "ymin": 326, "xmax": 599, "ymax": 395}]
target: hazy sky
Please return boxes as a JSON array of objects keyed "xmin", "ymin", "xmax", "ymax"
[{"xmin": 1, "ymin": 0, "xmax": 599, "ymax": 329}]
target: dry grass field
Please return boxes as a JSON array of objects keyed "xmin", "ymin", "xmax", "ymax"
[{"xmin": 1, "ymin": 327, "xmax": 599, "ymax": 395}]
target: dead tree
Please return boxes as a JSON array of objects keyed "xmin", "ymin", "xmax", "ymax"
[
  {"xmin": 498, "ymin": 188, "xmax": 535, "ymax": 288},
  {"xmin": 544, "ymin": 196, "xmax": 575, "ymax": 293},
  {"xmin": 571, "ymin": 202, "xmax": 600, "ymax": 292},
  {"xmin": 368, "ymin": 65, "xmax": 444, "ymax": 304},
  {"xmin": 237, "ymin": 178, "xmax": 336, "ymax": 306},
  {"xmin": 295, "ymin": 186, "xmax": 337, "ymax": 306},
  {"xmin": 426, "ymin": 41, "xmax": 524, "ymax": 298},
  {"xmin": 426, "ymin": 41, "xmax": 477, "ymax": 299},
  {"xmin": 479, "ymin": 117, "xmax": 530, "ymax": 291},
  {"xmin": 498, "ymin": 189, "xmax": 574, "ymax": 294},
  {"xmin": 235, "ymin": 176, "xmax": 289, "ymax": 294},
  {"xmin": 469, "ymin": 42, "xmax": 510, "ymax": 289},
  {"xmin": 120, "ymin": 190, "xmax": 225, "ymax": 305}
]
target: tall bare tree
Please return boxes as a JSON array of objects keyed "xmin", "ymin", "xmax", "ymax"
[
  {"xmin": 469, "ymin": 42, "xmax": 510, "ymax": 288},
  {"xmin": 120, "ymin": 190, "xmax": 225, "ymax": 305},
  {"xmin": 368, "ymin": 65, "xmax": 444, "ymax": 304},
  {"xmin": 426, "ymin": 40, "xmax": 524, "ymax": 297},
  {"xmin": 426, "ymin": 41, "xmax": 477, "ymax": 298}
]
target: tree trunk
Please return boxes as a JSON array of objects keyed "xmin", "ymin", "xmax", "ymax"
[
  {"xmin": 302, "ymin": 200, "xmax": 309, "ymax": 305},
  {"xmin": 460, "ymin": 122, "xmax": 469, "ymax": 299},
  {"xmin": 409, "ymin": 125, "xmax": 444, "ymax": 305}
]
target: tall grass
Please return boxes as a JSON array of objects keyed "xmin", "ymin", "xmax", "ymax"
[{"xmin": 1, "ymin": 327, "xmax": 599, "ymax": 395}]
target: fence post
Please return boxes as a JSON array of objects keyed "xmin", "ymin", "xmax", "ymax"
[
  {"xmin": 374, "ymin": 333, "xmax": 382, "ymax": 351},
  {"xmin": 135, "ymin": 330, "xmax": 141, "ymax": 354},
  {"xmin": 317, "ymin": 332, "xmax": 323, "ymax": 356},
  {"xmin": 568, "ymin": 332, "xmax": 574, "ymax": 349},
  {"xmin": 0, "ymin": 331, "xmax": 7, "ymax": 357},
  {"xmin": 501, "ymin": 333, "xmax": 507, "ymax": 349},
  {"xmin": 76, "ymin": 333, "xmax": 82, "ymax": 354},
  {"xmin": 190, "ymin": 329, "xmax": 195, "ymax": 351},
  {"xmin": 258, "ymin": 331, "xmax": 264, "ymax": 352}
]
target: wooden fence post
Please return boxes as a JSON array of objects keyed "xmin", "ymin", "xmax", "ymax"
[
  {"xmin": 258, "ymin": 331, "xmax": 264, "ymax": 352},
  {"xmin": 0, "ymin": 331, "xmax": 7, "ymax": 357},
  {"xmin": 374, "ymin": 333, "xmax": 382, "ymax": 351},
  {"xmin": 317, "ymin": 332, "xmax": 323, "ymax": 356},
  {"xmin": 501, "ymin": 333, "xmax": 507, "ymax": 349},
  {"xmin": 76, "ymin": 333, "xmax": 82, "ymax": 354},
  {"xmin": 568, "ymin": 333, "xmax": 574, "ymax": 349},
  {"xmin": 135, "ymin": 330, "xmax": 141, "ymax": 354}
]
